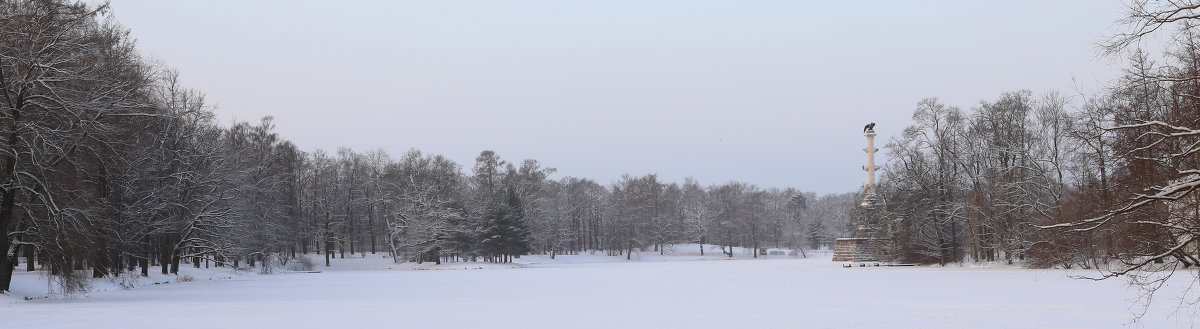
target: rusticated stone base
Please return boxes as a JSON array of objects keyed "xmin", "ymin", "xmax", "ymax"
[{"xmin": 832, "ymin": 226, "xmax": 880, "ymax": 262}]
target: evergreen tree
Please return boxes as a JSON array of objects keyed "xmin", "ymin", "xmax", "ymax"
[
  {"xmin": 476, "ymin": 205, "xmax": 508, "ymax": 262},
  {"xmin": 502, "ymin": 190, "xmax": 533, "ymax": 257},
  {"xmin": 476, "ymin": 189, "xmax": 532, "ymax": 263}
]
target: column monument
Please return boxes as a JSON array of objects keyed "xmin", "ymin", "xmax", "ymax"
[{"xmin": 833, "ymin": 122, "xmax": 884, "ymax": 262}]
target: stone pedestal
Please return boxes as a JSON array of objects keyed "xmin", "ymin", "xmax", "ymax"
[{"xmin": 832, "ymin": 226, "xmax": 879, "ymax": 262}]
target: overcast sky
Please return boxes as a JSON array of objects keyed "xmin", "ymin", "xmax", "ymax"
[{"xmin": 107, "ymin": 1, "xmax": 1129, "ymax": 195}]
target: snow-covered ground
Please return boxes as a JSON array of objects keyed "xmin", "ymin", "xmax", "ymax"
[{"xmin": 2, "ymin": 245, "xmax": 1196, "ymax": 328}]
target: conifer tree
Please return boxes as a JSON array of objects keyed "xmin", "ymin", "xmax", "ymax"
[
  {"xmin": 477, "ymin": 189, "xmax": 532, "ymax": 263},
  {"xmin": 502, "ymin": 190, "xmax": 533, "ymax": 258}
]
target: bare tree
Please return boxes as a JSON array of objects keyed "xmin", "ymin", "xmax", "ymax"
[
  {"xmin": 384, "ymin": 150, "xmax": 466, "ymax": 264},
  {"xmin": 883, "ymin": 98, "xmax": 967, "ymax": 264},
  {"xmin": 681, "ymin": 178, "xmax": 709, "ymax": 255},
  {"xmin": 0, "ymin": 1, "xmax": 155, "ymax": 291},
  {"xmin": 554, "ymin": 177, "xmax": 606, "ymax": 254},
  {"xmin": 1039, "ymin": 0, "xmax": 1200, "ymax": 320}
]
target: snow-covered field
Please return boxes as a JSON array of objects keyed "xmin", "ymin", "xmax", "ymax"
[{"xmin": 2, "ymin": 246, "xmax": 1196, "ymax": 328}]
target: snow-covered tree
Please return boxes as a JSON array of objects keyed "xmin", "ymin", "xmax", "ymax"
[
  {"xmin": 0, "ymin": 0, "xmax": 155, "ymax": 291},
  {"xmin": 383, "ymin": 150, "xmax": 466, "ymax": 264}
]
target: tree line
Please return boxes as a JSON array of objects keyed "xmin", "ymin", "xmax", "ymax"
[
  {"xmin": 13, "ymin": 0, "xmax": 1198, "ymax": 308},
  {"xmin": 872, "ymin": 0, "xmax": 1200, "ymax": 315},
  {"xmin": 876, "ymin": 2, "xmax": 1200, "ymax": 269},
  {"xmin": 0, "ymin": 1, "xmax": 855, "ymax": 293}
]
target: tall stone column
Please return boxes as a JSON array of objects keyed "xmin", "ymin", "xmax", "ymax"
[
  {"xmin": 861, "ymin": 126, "xmax": 881, "ymax": 209},
  {"xmin": 863, "ymin": 128, "xmax": 877, "ymax": 200},
  {"xmin": 834, "ymin": 123, "xmax": 883, "ymax": 262}
]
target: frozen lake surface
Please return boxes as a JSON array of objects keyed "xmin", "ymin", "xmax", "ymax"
[{"xmin": 2, "ymin": 251, "xmax": 1195, "ymax": 328}]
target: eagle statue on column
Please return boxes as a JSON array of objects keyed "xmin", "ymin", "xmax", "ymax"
[{"xmin": 863, "ymin": 122, "xmax": 875, "ymax": 133}]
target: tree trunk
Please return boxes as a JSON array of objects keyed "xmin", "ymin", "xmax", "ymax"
[
  {"xmin": 92, "ymin": 258, "xmax": 106, "ymax": 278},
  {"xmin": 325, "ymin": 212, "xmax": 333, "ymax": 267},
  {"xmin": 112, "ymin": 252, "xmax": 123, "ymax": 275},
  {"xmin": 368, "ymin": 203, "xmax": 377, "ymax": 254},
  {"xmin": 50, "ymin": 258, "xmax": 61, "ymax": 276},
  {"xmin": 92, "ymin": 245, "xmax": 109, "ymax": 278},
  {"xmin": 26, "ymin": 247, "xmax": 35, "ymax": 271},
  {"xmin": 0, "ymin": 188, "xmax": 17, "ymax": 292},
  {"xmin": 160, "ymin": 239, "xmax": 171, "ymax": 275},
  {"xmin": 727, "ymin": 231, "xmax": 734, "ymax": 258},
  {"xmin": 753, "ymin": 238, "xmax": 758, "ymax": 259}
]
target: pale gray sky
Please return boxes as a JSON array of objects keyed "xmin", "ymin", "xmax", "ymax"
[{"xmin": 109, "ymin": 1, "xmax": 1128, "ymax": 194}]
